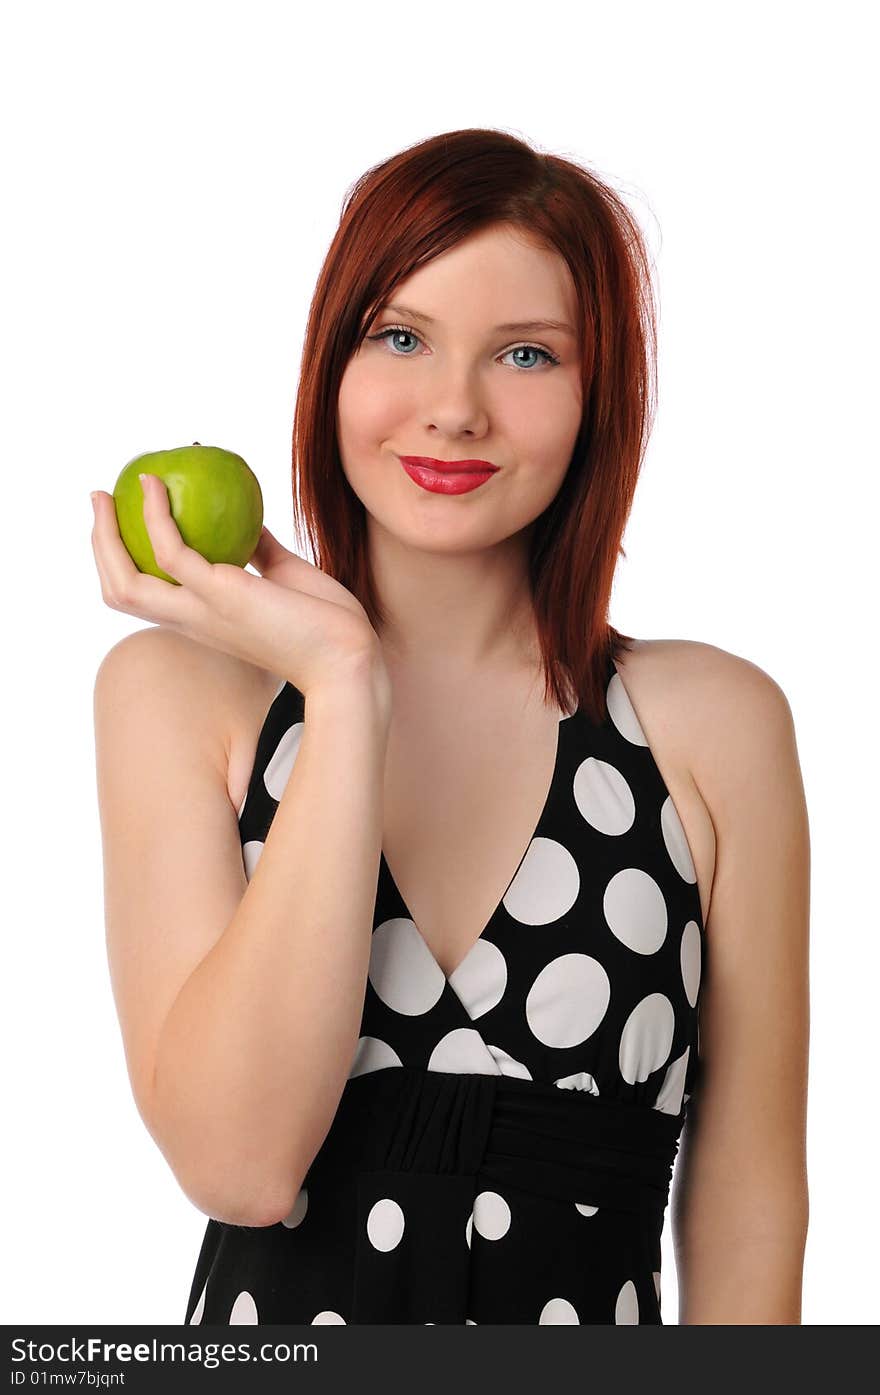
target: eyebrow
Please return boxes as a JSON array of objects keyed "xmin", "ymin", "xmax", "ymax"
[{"xmin": 380, "ymin": 303, "xmax": 577, "ymax": 338}]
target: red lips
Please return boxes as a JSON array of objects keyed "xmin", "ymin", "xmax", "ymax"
[
  {"xmin": 399, "ymin": 455, "xmax": 499, "ymax": 474},
  {"xmin": 398, "ymin": 456, "xmax": 498, "ymax": 495}
]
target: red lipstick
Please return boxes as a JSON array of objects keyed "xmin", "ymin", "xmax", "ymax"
[{"xmin": 398, "ymin": 455, "xmax": 499, "ymax": 496}]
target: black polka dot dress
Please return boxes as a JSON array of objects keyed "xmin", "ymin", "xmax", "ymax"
[{"xmin": 185, "ymin": 649, "xmax": 704, "ymax": 1326}]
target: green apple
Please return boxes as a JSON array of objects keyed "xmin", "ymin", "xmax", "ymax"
[{"xmin": 113, "ymin": 442, "xmax": 264, "ymax": 585}]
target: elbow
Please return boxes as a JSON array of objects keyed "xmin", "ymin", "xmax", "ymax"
[
  {"xmin": 173, "ymin": 1128, "xmax": 308, "ymax": 1227},
  {"xmin": 139, "ymin": 1076, "xmax": 305, "ymax": 1228},
  {"xmin": 178, "ymin": 1164, "xmax": 302, "ymax": 1229},
  {"xmin": 142, "ymin": 1105, "xmax": 303, "ymax": 1229},
  {"xmin": 246, "ymin": 1173, "xmax": 306, "ymax": 1229},
  {"xmin": 169, "ymin": 1130, "xmax": 306, "ymax": 1226}
]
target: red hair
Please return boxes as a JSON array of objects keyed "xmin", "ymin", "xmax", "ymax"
[{"xmin": 291, "ymin": 127, "xmax": 658, "ymax": 724}]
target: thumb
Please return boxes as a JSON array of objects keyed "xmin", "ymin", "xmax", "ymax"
[{"xmin": 251, "ymin": 525, "xmax": 287, "ymax": 562}]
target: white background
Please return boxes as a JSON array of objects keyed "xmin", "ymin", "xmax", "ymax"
[{"xmin": 2, "ymin": 0, "xmax": 875, "ymax": 1325}]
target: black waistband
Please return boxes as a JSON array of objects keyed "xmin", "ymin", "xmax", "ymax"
[{"xmin": 304, "ymin": 1066, "xmax": 684, "ymax": 1224}]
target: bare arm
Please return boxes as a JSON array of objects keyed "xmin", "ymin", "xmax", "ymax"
[
  {"xmin": 95, "ymin": 627, "xmax": 391, "ymax": 1229},
  {"xmin": 670, "ymin": 648, "xmax": 810, "ymax": 1323}
]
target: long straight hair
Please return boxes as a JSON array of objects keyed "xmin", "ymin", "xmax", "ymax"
[{"xmin": 291, "ymin": 127, "xmax": 658, "ymax": 725}]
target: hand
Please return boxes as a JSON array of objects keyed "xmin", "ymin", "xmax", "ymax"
[{"xmin": 90, "ymin": 473, "xmax": 386, "ymax": 696}]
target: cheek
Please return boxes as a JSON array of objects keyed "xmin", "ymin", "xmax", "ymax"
[
  {"xmin": 510, "ymin": 464, "xmax": 571, "ymax": 519},
  {"xmin": 506, "ymin": 418, "xmax": 579, "ymax": 513},
  {"xmin": 336, "ymin": 368, "xmax": 401, "ymax": 508},
  {"xmin": 512, "ymin": 423, "xmax": 577, "ymax": 489},
  {"xmin": 337, "ymin": 360, "xmax": 406, "ymax": 447},
  {"xmin": 528, "ymin": 391, "xmax": 582, "ymax": 483},
  {"xmin": 503, "ymin": 373, "xmax": 581, "ymax": 442}
]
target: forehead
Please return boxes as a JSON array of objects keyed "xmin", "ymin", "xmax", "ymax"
[{"xmin": 381, "ymin": 226, "xmax": 578, "ymax": 331}]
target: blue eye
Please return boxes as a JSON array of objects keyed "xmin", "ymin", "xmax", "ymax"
[
  {"xmin": 365, "ymin": 324, "xmax": 560, "ymax": 370},
  {"xmin": 366, "ymin": 326, "xmax": 422, "ymax": 355}
]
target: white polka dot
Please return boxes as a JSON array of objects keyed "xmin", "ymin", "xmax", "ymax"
[
  {"xmin": 653, "ymin": 1045, "xmax": 690, "ymax": 1115},
  {"xmin": 229, "ymin": 1290, "xmax": 259, "ymax": 1324},
  {"xmin": 604, "ymin": 867, "xmax": 668, "ymax": 954},
  {"xmin": 189, "ymin": 1282, "xmax": 206, "ymax": 1324},
  {"xmin": 554, "ymin": 1070, "xmax": 600, "ymax": 1094},
  {"xmin": 448, "ymin": 939, "xmax": 507, "ymax": 1018},
  {"xmin": 281, "ymin": 1187, "xmax": 308, "ymax": 1228},
  {"xmin": 312, "ymin": 1310, "xmax": 346, "ymax": 1324},
  {"xmin": 573, "ymin": 757, "xmax": 636, "ymax": 835},
  {"xmin": 503, "ymin": 837, "xmax": 580, "ymax": 924},
  {"xmin": 525, "ymin": 953, "xmax": 611, "ymax": 1048},
  {"xmin": 653, "ymin": 1271, "xmax": 662, "ymax": 1301},
  {"xmin": 241, "ymin": 839, "xmax": 263, "ymax": 880},
  {"xmin": 575, "ymin": 1202, "xmax": 598, "ymax": 1216},
  {"xmin": 465, "ymin": 1213, "xmax": 473, "ymax": 1248},
  {"xmin": 485, "ymin": 1044, "xmax": 532, "ymax": 1078},
  {"xmin": 607, "ymin": 672, "xmax": 648, "ymax": 746},
  {"xmin": 681, "ymin": 920, "xmax": 702, "ymax": 1007},
  {"xmin": 473, "ymin": 1191, "xmax": 511, "ymax": 1241},
  {"xmin": 366, "ymin": 1198, "xmax": 405, "ymax": 1252},
  {"xmin": 263, "ymin": 721, "xmax": 303, "ymax": 800},
  {"xmin": 619, "ymin": 993, "xmax": 676, "ymax": 1084},
  {"xmin": 428, "ymin": 1027, "xmax": 500, "ymax": 1074},
  {"xmin": 539, "ymin": 1297, "xmax": 580, "ymax": 1323},
  {"xmin": 348, "ymin": 1036, "xmax": 404, "ymax": 1078},
  {"xmin": 466, "ymin": 1318, "xmax": 477, "ymax": 1325},
  {"xmin": 662, "ymin": 794, "xmax": 697, "ymax": 883},
  {"xmin": 237, "ymin": 788, "xmax": 248, "ymax": 820},
  {"xmin": 369, "ymin": 918, "xmax": 446, "ymax": 1016},
  {"xmin": 615, "ymin": 1279, "xmax": 639, "ymax": 1323}
]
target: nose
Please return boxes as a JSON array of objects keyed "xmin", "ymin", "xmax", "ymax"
[{"xmin": 419, "ymin": 370, "xmax": 490, "ymax": 439}]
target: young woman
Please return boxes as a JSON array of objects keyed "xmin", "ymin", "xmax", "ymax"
[{"xmin": 91, "ymin": 128, "xmax": 810, "ymax": 1325}]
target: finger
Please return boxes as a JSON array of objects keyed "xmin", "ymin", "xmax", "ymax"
[
  {"xmin": 91, "ymin": 487, "xmax": 199, "ymax": 621},
  {"xmin": 138, "ymin": 473, "xmax": 218, "ymax": 597},
  {"xmin": 249, "ymin": 525, "xmax": 291, "ymax": 571},
  {"xmin": 91, "ymin": 488, "xmax": 155, "ymax": 606}
]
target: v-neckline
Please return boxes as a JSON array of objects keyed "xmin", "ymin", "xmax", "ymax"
[{"xmin": 378, "ymin": 703, "xmax": 572, "ymax": 985}]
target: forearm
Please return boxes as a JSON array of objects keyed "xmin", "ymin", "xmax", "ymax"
[
  {"xmin": 150, "ymin": 661, "xmax": 391, "ymax": 1226},
  {"xmin": 677, "ymin": 1225, "xmax": 808, "ymax": 1324}
]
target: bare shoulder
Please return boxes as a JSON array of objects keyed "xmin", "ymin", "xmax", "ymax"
[
  {"xmin": 94, "ymin": 627, "xmax": 283, "ymax": 806},
  {"xmin": 613, "ymin": 638, "xmax": 799, "ymax": 924},
  {"xmin": 615, "ymin": 636, "xmax": 795, "ymax": 780},
  {"xmin": 615, "ymin": 634, "xmax": 791, "ymax": 700}
]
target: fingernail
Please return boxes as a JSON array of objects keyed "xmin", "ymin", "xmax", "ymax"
[
  {"xmin": 138, "ymin": 472, "xmax": 149, "ymax": 492},
  {"xmin": 90, "ymin": 492, "xmax": 97, "ymax": 510}
]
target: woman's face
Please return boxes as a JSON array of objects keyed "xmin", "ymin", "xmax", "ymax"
[{"xmin": 336, "ymin": 224, "xmax": 583, "ymax": 556}]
